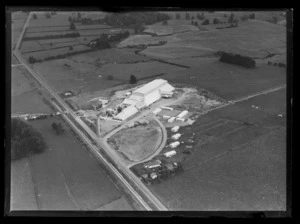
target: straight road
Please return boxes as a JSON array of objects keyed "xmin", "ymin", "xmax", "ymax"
[{"xmin": 13, "ymin": 12, "xmax": 168, "ymax": 211}]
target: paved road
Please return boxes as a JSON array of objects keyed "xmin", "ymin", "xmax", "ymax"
[{"xmin": 13, "ymin": 12, "xmax": 167, "ymax": 211}]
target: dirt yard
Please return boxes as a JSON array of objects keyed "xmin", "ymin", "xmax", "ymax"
[{"xmin": 111, "ymin": 119, "xmax": 163, "ymax": 161}]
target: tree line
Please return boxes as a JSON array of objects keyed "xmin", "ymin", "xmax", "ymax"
[
  {"xmin": 218, "ymin": 51, "xmax": 256, "ymax": 68},
  {"xmin": 23, "ymin": 32, "xmax": 80, "ymax": 41},
  {"xmin": 11, "ymin": 118, "xmax": 48, "ymax": 161}
]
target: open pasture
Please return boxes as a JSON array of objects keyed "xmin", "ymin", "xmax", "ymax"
[
  {"xmin": 149, "ymin": 88, "xmax": 286, "ymax": 210},
  {"xmin": 141, "ymin": 20, "xmax": 286, "ymax": 60},
  {"xmin": 11, "ymin": 12, "xmax": 27, "ymax": 50},
  {"xmin": 20, "ymin": 40, "xmax": 44, "ymax": 53},
  {"xmin": 41, "ymin": 41, "xmax": 80, "ymax": 50},
  {"xmin": 144, "ymin": 19, "xmax": 199, "ymax": 36},
  {"xmin": 22, "ymin": 45, "xmax": 90, "ymax": 61},
  {"xmin": 69, "ymin": 48, "xmax": 150, "ymax": 65},
  {"xmin": 24, "ymin": 30, "xmax": 76, "ymax": 38},
  {"xmin": 32, "ymin": 59, "xmax": 123, "ymax": 93},
  {"xmin": 118, "ymin": 34, "xmax": 179, "ymax": 48},
  {"xmin": 162, "ymin": 57, "xmax": 286, "ymax": 101},
  {"xmin": 24, "ymin": 117, "xmax": 127, "ymax": 210},
  {"xmin": 28, "ymin": 13, "xmax": 71, "ymax": 27}
]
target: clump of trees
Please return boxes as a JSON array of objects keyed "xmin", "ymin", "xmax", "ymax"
[
  {"xmin": 28, "ymin": 56, "xmax": 42, "ymax": 64},
  {"xmin": 107, "ymin": 75, "xmax": 114, "ymax": 80},
  {"xmin": 240, "ymin": 14, "xmax": 249, "ymax": 22},
  {"xmin": 197, "ymin": 12, "xmax": 205, "ymax": 20},
  {"xmin": 213, "ymin": 18, "xmax": 220, "ymax": 24},
  {"xmin": 51, "ymin": 122, "xmax": 65, "ymax": 135},
  {"xmin": 185, "ymin": 12, "xmax": 190, "ymax": 20},
  {"xmin": 11, "ymin": 118, "xmax": 47, "ymax": 161},
  {"xmin": 202, "ymin": 19, "xmax": 210, "ymax": 25},
  {"xmin": 267, "ymin": 61, "xmax": 286, "ymax": 67},
  {"xmin": 249, "ymin": 13, "xmax": 255, "ymax": 19},
  {"xmin": 129, "ymin": 75, "xmax": 137, "ymax": 84},
  {"xmin": 69, "ymin": 22, "xmax": 76, "ymax": 31},
  {"xmin": 45, "ymin": 12, "xmax": 51, "ymax": 19},
  {"xmin": 89, "ymin": 31, "xmax": 130, "ymax": 50},
  {"xmin": 104, "ymin": 12, "xmax": 170, "ymax": 30},
  {"xmin": 219, "ymin": 52, "xmax": 256, "ymax": 68},
  {"xmin": 191, "ymin": 21, "xmax": 198, "ymax": 26}
]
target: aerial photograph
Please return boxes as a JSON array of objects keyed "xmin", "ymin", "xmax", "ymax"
[{"xmin": 8, "ymin": 8, "xmax": 288, "ymax": 214}]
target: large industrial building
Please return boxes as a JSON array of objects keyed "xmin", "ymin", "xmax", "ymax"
[
  {"xmin": 123, "ymin": 79, "xmax": 175, "ymax": 108},
  {"xmin": 110, "ymin": 79, "xmax": 175, "ymax": 121}
]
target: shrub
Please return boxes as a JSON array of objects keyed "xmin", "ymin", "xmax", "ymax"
[
  {"xmin": 186, "ymin": 12, "xmax": 190, "ymax": 20},
  {"xmin": 45, "ymin": 12, "xmax": 51, "ymax": 18},
  {"xmin": 213, "ymin": 18, "xmax": 220, "ymax": 24},
  {"xmin": 268, "ymin": 61, "xmax": 272, "ymax": 65},
  {"xmin": 162, "ymin": 20, "xmax": 168, "ymax": 25},
  {"xmin": 202, "ymin": 19, "xmax": 209, "ymax": 25},
  {"xmin": 69, "ymin": 46, "xmax": 73, "ymax": 50},
  {"xmin": 107, "ymin": 75, "xmax": 114, "ymax": 80},
  {"xmin": 176, "ymin": 13, "xmax": 181, "ymax": 19},
  {"xmin": 129, "ymin": 75, "xmax": 137, "ymax": 84},
  {"xmin": 278, "ymin": 62, "xmax": 286, "ymax": 67},
  {"xmin": 228, "ymin": 13, "xmax": 234, "ymax": 23},
  {"xmin": 11, "ymin": 118, "xmax": 47, "ymax": 161},
  {"xmin": 69, "ymin": 22, "xmax": 76, "ymax": 30},
  {"xmin": 33, "ymin": 13, "xmax": 38, "ymax": 19},
  {"xmin": 249, "ymin": 13, "xmax": 255, "ymax": 19}
]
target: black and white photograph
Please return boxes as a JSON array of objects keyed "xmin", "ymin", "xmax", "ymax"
[{"xmin": 5, "ymin": 7, "xmax": 292, "ymax": 217}]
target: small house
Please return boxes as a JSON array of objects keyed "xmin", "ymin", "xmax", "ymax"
[{"xmin": 150, "ymin": 172, "xmax": 158, "ymax": 179}]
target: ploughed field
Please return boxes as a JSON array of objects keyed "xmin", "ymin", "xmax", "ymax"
[{"xmin": 148, "ymin": 88, "xmax": 286, "ymax": 210}]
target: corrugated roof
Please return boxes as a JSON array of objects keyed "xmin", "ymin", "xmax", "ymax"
[
  {"xmin": 115, "ymin": 105, "xmax": 138, "ymax": 120},
  {"xmin": 133, "ymin": 79, "xmax": 167, "ymax": 95}
]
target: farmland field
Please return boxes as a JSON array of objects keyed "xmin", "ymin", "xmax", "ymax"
[
  {"xmin": 28, "ymin": 13, "xmax": 71, "ymax": 27},
  {"xmin": 11, "ymin": 66, "xmax": 53, "ymax": 114},
  {"xmin": 11, "ymin": 158, "xmax": 38, "ymax": 210},
  {"xmin": 144, "ymin": 19, "xmax": 199, "ymax": 36},
  {"xmin": 148, "ymin": 88, "xmax": 286, "ymax": 210},
  {"xmin": 22, "ymin": 45, "xmax": 91, "ymax": 61},
  {"xmin": 141, "ymin": 20, "xmax": 286, "ymax": 60},
  {"xmin": 20, "ymin": 40, "xmax": 44, "ymax": 53},
  {"xmin": 11, "ymin": 12, "xmax": 28, "ymax": 50},
  {"xmin": 162, "ymin": 58, "xmax": 286, "ymax": 101},
  {"xmin": 69, "ymin": 48, "xmax": 150, "ymax": 65},
  {"xmin": 24, "ymin": 30, "xmax": 76, "ymax": 38},
  {"xmin": 32, "ymin": 58, "xmax": 186, "ymax": 94},
  {"xmin": 10, "ymin": 117, "xmax": 133, "ymax": 210}
]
